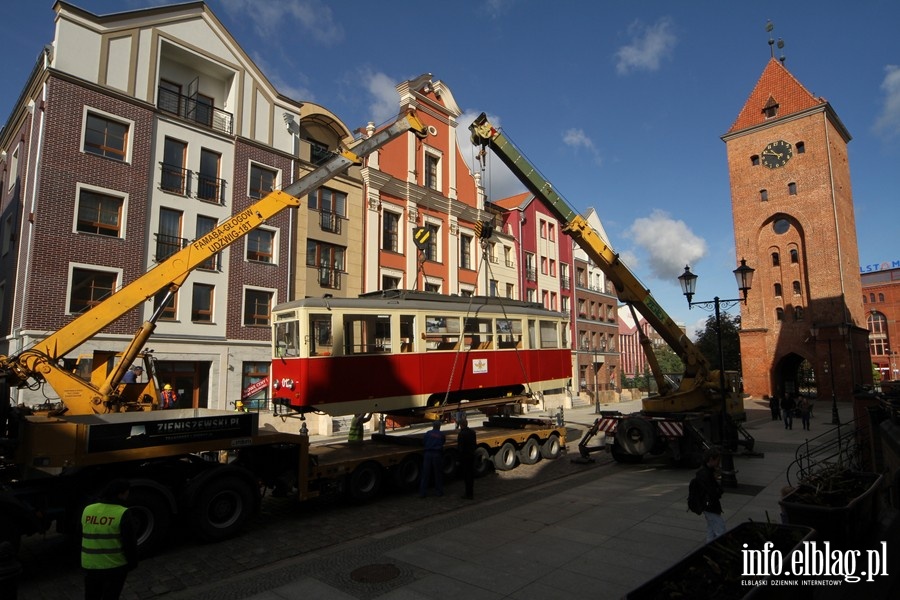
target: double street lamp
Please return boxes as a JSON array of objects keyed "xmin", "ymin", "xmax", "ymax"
[
  {"xmin": 809, "ymin": 323, "xmax": 847, "ymax": 425},
  {"xmin": 678, "ymin": 258, "xmax": 755, "ymax": 488}
]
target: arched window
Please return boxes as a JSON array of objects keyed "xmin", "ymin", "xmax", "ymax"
[
  {"xmin": 774, "ymin": 283, "xmax": 782, "ymax": 297},
  {"xmin": 788, "ymin": 182, "xmax": 797, "ymax": 195},
  {"xmin": 796, "ymin": 141, "xmax": 805, "ymax": 154},
  {"xmin": 776, "ymin": 307, "xmax": 785, "ymax": 321},
  {"xmin": 760, "ymin": 189, "xmax": 768, "ymax": 202},
  {"xmin": 772, "ymin": 252, "xmax": 780, "ymax": 266},
  {"xmin": 790, "ymin": 249, "xmax": 799, "ymax": 263},
  {"xmin": 879, "ymin": 293, "xmax": 885, "ymax": 302},
  {"xmin": 794, "ymin": 307, "xmax": 804, "ymax": 321},
  {"xmin": 870, "ymin": 293, "xmax": 876, "ymax": 302},
  {"xmin": 863, "ymin": 295, "xmax": 868, "ymax": 304},
  {"xmin": 793, "ymin": 281, "xmax": 801, "ymax": 295}
]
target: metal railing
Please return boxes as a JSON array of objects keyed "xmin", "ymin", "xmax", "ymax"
[
  {"xmin": 318, "ymin": 267, "xmax": 342, "ymax": 290},
  {"xmin": 160, "ymin": 163, "xmax": 190, "ymax": 196},
  {"xmin": 786, "ymin": 418, "xmax": 867, "ymax": 486},
  {"xmin": 320, "ymin": 210, "xmax": 342, "ymax": 234},
  {"xmin": 155, "ymin": 233, "xmax": 188, "ymax": 262},
  {"xmin": 157, "ymin": 86, "xmax": 233, "ymax": 135},
  {"xmin": 197, "ymin": 173, "xmax": 226, "ymax": 204}
]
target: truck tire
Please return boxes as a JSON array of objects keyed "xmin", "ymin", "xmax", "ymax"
[
  {"xmin": 517, "ymin": 438, "xmax": 541, "ymax": 465},
  {"xmin": 611, "ymin": 441, "xmax": 643, "ymax": 463},
  {"xmin": 614, "ymin": 417, "xmax": 655, "ymax": 457},
  {"xmin": 127, "ymin": 487, "xmax": 172, "ymax": 556},
  {"xmin": 473, "ymin": 447, "xmax": 492, "ymax": 478},
  {"xmin": 190, "ymin": 475, "xmax": 255, "ymax": 543},
  {"xmin": 392, "ymin": 455, "xmax": 421, "ymax": 492},
  {"xmin": 493, "ymin": 442, "xmax": 517, "ymax": 471},
  {"xmin": 540, "ymin": 434, "xmax": 562, "ymax": 459},
  {"xmin": 348, "ymin": 461, "xmax": 383, "ymax": 502},
  {"xmin": 442, "ymin": 448, "xmax": 459, "ymax": 479}
]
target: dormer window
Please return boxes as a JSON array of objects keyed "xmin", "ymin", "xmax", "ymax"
[{"xmin": 763, "ymin": 96, "xmax": 779, "ymax": 119}]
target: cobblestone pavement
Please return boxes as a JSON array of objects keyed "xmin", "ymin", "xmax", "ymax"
[{"xmin": 16, "ymin": 417, "xmax": 611, "ymax": 600}]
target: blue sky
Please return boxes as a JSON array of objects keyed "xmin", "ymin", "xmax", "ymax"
[{"xmin": 3, "ymin": 1, "xmax": 899, "ymax": 334}]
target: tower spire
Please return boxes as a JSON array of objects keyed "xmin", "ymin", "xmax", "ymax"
[{"xmin": 766, "ymin": 20, "xmax": 786, "ymax": 64}]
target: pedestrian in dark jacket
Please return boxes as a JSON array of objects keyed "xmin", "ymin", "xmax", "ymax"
[
  {"xmin": 457, "ymin": 417, "xmax": 477, "ymax": 499},
  {"xmin": 419, "ymin": 420, "xmax": 446, "ymax": 497},
  {"xmin": 696, "ymin": 447, "xmax": 725, "ymax": 542},
  {"xmin": 770, "ymin": 395, "xmax": 781, "ymax": 421},
  {"xmin": 82, "ymin": 479, "xmax": 138, "ymax": 600},
  {"xmin": 781, "ymin": 394, "xmax": 795, "ymax": 430}
]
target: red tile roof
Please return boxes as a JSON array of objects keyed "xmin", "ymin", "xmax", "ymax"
[
  {"xmin": 727, "ymin": 58, "xmax": 825, "ymax": 134},
  {"xmin": 491, "ymin": 191, "xmax": 532, "ymax": 210}
]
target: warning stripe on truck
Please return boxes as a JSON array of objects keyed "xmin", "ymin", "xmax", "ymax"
[{"xmin": 656, "ymin": 421, "xmax": 684, "ymax": 438}]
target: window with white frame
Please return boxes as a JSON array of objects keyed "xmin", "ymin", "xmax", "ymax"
[
  {"xmin": 83, "ymin": 110, "xmax": 131, "ymax": 162},
  {"xmin": 249, "ymin": 163, "xmax": 277, "ymax": 199},
  {"xmin": 424, "ymin": 149, "xmax": 441, "ymax": 191},
  {"xmin": 382, "ymin": 209, "xmax": 401, "ymax": 252},
  {"xmin": 247, "ymin": 227, "xmax": 276, "ymax": 263},
  {"xmin": 76, "ymin": 187, "xmax": 124, "ymax": 237},
  {"xmin": 68, "ymin": 265, "xmax": 119, "ymax": 314},
  {"xmin": 244, "ymin": 288, "xmax": 274, "ymax": 326}
]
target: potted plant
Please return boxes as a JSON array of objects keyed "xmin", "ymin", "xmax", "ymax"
[
  {"xmin": 625, "ymin": 520, "xmax": 814, "ymax": 600},
  {"xmin": 779, "ymin": 467, "xmax": 882, "ymax": 547}
]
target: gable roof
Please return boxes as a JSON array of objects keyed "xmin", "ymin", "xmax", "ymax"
[
  {"xmin": 726, "ymin": 58, "xmax": 826, "ymax": 135},
  {"xmin": 491, "ymin": 192, "xmax": 533, "ymax": 210}
]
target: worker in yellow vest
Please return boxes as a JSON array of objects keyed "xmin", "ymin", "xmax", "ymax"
[
  {"xmin": 348, "ymin": 413, "xmax": 372, "ymax": 443},
  {"xmin": 81, "ymin": 479, "xmax": 138, "ymax": 599}
]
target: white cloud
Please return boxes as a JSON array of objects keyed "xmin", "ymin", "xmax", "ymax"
[
  {"xmin": 363, "ymin": 71, "xmax": 401, "ymax": 125},
  {"xmin": 563, "ymin": 128, "xmax": 603, "ymax": 166},
  {"xmin": 873, "ymin": 65, "xmax": 900, "ymax": 139},
  {"xmin": 218, "ymin": 0, "xmax": 343, "ymax": 45},
  {"xmin": 457, "ymin": 111, "xmax": 527, "ymax": 201},
  {"xmin": 615, "ymin": 18, "xmax": 677, "ymax": 75},
  {"xmin": 250, "ymin": 52, "xmax": 314, "ymax": 102},
  {"xmin": 626, "ymin": 209, "xmax": 706, "ymax": 280}
]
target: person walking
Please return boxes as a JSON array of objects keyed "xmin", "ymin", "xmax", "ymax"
[
  {"xmin": 769, "ymin": 394, "xmax": 781, "ymax": 421},
  {"xmin": 419, "ymin": 420, "xmax": 446, "ymax": 497},
  {"xmin": 798, "ymin": 396, "xmax": 811, "ymax": 431},
  {"xmin": 781, "ymin": 393, "xmax": 795, "ymax": 430},
  {"xmin": 457, "ymin": 416, "xmax": 477, "ymax": 500},
  {"xmin": 81, "ymin": 479, "xmax": 138, "ymax": 600},
  {"xmin": 348, "ymin": 413, "xmax": 372, "ymax": 444},
  {"xmin": 694, "ymin": 447, "xmax": 725, "ymax": 542},
  {"xmin": 160, "ymin": 385, "xmax": 177, "ymax": 409}
]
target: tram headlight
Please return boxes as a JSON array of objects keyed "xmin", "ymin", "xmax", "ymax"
[{"xmin": 273, "ymin": 378, "xmax": 295, "ymax": 391}]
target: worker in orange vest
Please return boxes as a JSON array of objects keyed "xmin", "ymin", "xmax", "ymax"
[{"xmin": 160, "ymin": 384, "xmax": 178, "ymax": 409}]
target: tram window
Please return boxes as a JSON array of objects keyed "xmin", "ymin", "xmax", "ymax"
[
  {"xmin": 496, "ymin": 318, "xmax": 522, "ymax": 349},
  {"xmin": 539, "ymin": 320, "xmax": 559, "ymax": 348},
  {"xmin": 400, "ymin": 315, "xmax": 415, "ymax": 352},
  {"xmin": 464, "ymin": 317, "xmax": 494, "ymax": 349},
  {"xmin": 309, "ymin": 314, "xmax": 333, "ymax": 356},
  {"xmin": 528, "ymin": 320, "xmax": 536, "ymax": 349},
  {"xmin": 425, "ymin": 315, "xmax": 461, "ymax": 350},
  {"xmin": 274, "ymin": 320, "xmax": 300, "ymax": 358},
  {"xmin": 344, "ymin": 314, "xmax": 392, "ymax": 354}
]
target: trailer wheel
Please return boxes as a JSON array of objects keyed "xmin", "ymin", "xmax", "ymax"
[
  {"xmin": 493, "ymin": 442, "xmax": 517, "ymax": 471},
  {"xmin": 611, "ymin": 441, "xmax": 644, "ymax": 463},
  {"xmin": 540, "ymin": 434, "xmax": 562, "ymax": 459},
  {"xmin": 190, "ymin": 475, "xmax": 255, "ymax": 543},
  {"xmin": 473, "ymin": 447, "xmax": 492, "ymax": 478},
  {"xmin": 442, "ymin": 448, "xmax": 459, "ymax": 479},
  {"xmin": 392, "ymin": 456, "xmax": 421, "ymax": 492},
  {"xmin": 127, "ymin": 488, "xmax": 171, "ymax": 556},
  {"xmin": 517, "ymin": 438, "xmax": 541, "ymax": 465},
  {"xmin": 348, "ymin": 461, "xmax": 383, "ymax": 502},
  {"xmin": 615, "ymin": 417, "xmax": 655, "ymax": 457}
]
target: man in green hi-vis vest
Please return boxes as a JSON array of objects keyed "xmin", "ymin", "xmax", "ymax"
[{"xmin": 81, "ymin": 480, "xmax": 138, "ymax": 600}]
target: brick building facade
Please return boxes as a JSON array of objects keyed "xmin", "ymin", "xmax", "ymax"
[
  {"xmin": 862, "ymin": 263, "xmax": 900, "ymax": 382},
  {"xmin": 724, "ymin": 58, "xmax": 871, "ymax": 403}
]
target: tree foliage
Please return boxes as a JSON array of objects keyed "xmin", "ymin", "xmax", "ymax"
[
  {"xmin": 654, "ymin": 346, "xmax": 684, "ymax": 374},
  {"xmin": 693, "ymin": 312, "xmax": 742, "ymax": 372}
]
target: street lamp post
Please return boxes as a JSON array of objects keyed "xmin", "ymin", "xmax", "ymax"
[
  {"xmin": 678, "ymin": 258, "xmax": 754, "ymax": 488},
  {"xmin": 809, "ymin": 323, "xmax": 842, "ymax": 425},
  {"xmin": 593, "ymin": 346, "xmax": 600, "ymax": 414}
]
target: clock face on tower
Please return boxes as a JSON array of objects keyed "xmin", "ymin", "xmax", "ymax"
[{"xmin": 761, "ymin": 140, "xmax": 793, "ymax": 169}]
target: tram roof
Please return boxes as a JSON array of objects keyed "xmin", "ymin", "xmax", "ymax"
[{"xmin": 272, "ymin": 290, "xmax": 566, "ymax": 318}]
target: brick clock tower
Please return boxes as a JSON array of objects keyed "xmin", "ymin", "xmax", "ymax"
[{"xmin": 723, "ymin": 57, "xmax": 871, "ymax": 407}]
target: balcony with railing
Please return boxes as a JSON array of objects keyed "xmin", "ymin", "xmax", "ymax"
[
  {"xmin": 320, "ymin": 211, "xmax": 342, "ymax": 234},
  {"xmin": 155, "ymin": 233, "xmax": 188, "ymax": 262},
  {"xmin": 560, "ymin": 275, "xmax": 570, "ymax": 290},
  {"xmin": 526, "ymin": 267, "xmax": 537, "ymax": 282},
  {"xmin": 197, "ymin": 173, "xmax": 226, "ymax": 204},
  {"xmin": 157, "ymin": 86, "xmax": 233, "ymax": 135},
  {"xmin": 160, "ymin": 163, "xmax": 190, "ymax": 196},
  {"xmin": 505, "ymin": 258, "xmax": 515, "ymax": 268}
]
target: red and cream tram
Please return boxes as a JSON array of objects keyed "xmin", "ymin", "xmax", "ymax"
[{"xmin": 270, "ymin": 291, "xmax": 572, "ymax": 416}]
